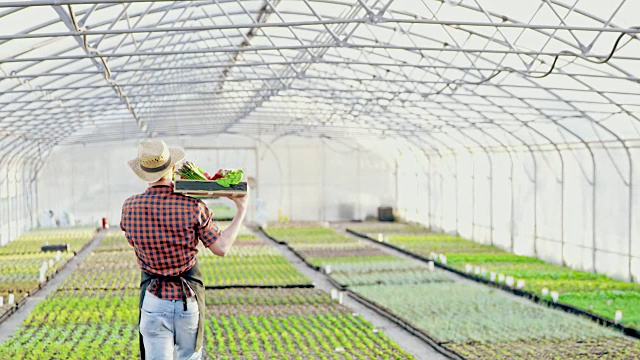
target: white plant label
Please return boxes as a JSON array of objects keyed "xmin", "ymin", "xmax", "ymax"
[
  {"xmin": 428, "ymin": 261, "xmax": 435, "ymax": 271},
  {"xmin": 542, "ymin": 288, "xmax": 549, "ymax": 296},
  {"xmin": 55, "ymin": 251, "xmax": 61, "ymax": 262},
  {"xmin": 0, "ymin": 296, "xmax": 3, "ymax": 307},
  {"xmin": 614, "ymin": 310, "xmax": 623, "ymax": 324},
  {"xmin": 8, "ymin": 294, "xmax": 14, "ymax": 305},
  {"xmin": 551, "ymin": 291, "xmax": 559, "ymax": 303},
  {"xmin": 506, "ymin": 276, "xmax": 515, "ymax": 287},
  {"xmin": 377, "ymin": 233, "xmax": 383, "ymax": 242},
  {"xmin": 498, "ymin": 274, "xmax": 505, "ymax": 282},
  {"xmin": 490, "ymin": 272, "xmax": 497, "ymax": 281},
  {"xmin": 516, "ymin": 280, "xmax": 525, "ymax": 289},
  {"xmin": 338, "ymin": 292, "xmax": 344, "ymax": 305},
  {"xmin": 39, "ymin": 267, "xmax": 47, "ymax": 283},
  {"xmin": 474, "ymin": 267, "xmax": 481, "ymax": 275},
  {"xmin": 325, "ymin": 265, "xmax": 332, "ymax": 274},
  {"xmin": 331, "ymin": 289, "xmax": 338, "ymax": 301},
  {"xmin": 465, "ymin": 264, "xmax": 473, "ymax": 273}
]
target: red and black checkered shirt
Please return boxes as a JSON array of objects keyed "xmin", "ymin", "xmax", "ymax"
[{"xmin": 120, "ymin": 185, "xmax": 221, "ymax": 300}]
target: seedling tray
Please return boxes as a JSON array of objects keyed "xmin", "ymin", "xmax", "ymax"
[
  {"xmin": 41, "ymin": 244, "xmax": 70, "ymax": 252},
  {"xmin": 175, "ymin": 180, "xmax": 248, "ymax": 198}
]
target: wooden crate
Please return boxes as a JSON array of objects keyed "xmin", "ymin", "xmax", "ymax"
[{"xmin": 174, "ymin": 180, "xmax": 248, "ymax": 198}]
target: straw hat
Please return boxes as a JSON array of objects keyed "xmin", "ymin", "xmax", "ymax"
[{"xmin": 128, "ymin": 139, "xmax": 185, "ymax": 183}]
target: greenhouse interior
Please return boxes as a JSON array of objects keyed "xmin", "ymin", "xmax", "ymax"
[{"xmin": 1, "ymin": 0, "xmax": 640, "ymax": 359}]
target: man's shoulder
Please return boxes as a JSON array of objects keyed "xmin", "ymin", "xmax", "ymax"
[
  {"xmin": 122, "ymin": 192, "xmax": 150, "ymax": 206},
  {"xmin": 123, "ymin": 193, "xmax": 138, "ymax": 204},
  {"xmin": 169, "ymin": 191, "xmax": 200, "ymax": 204}
]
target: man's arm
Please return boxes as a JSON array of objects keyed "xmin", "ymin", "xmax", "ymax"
[{"xmin": 207, "ymin": 189, "xmax": 250, "ymax": 257}]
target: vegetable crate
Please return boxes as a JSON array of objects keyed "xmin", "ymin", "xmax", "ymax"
[{"xmin": 175, "ymin": 180, "xmax": 248, "ymax": 198}]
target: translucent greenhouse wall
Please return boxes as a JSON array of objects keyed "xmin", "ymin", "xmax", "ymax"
[
  {"xmin": 0, "ymin": 156, "xmax": 38, "ymax": 246},
  {"xmin": 396, "ymin": 146, "xmax": 640, "ymax": 284},
  {"xmin": 36, "ymin": 135, "xmax": 396, "ymax": 227}
]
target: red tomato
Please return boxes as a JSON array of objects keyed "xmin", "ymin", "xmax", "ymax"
[{"xmin": 212, "ymin": 169, "xmax": 225, "ymax": 180}]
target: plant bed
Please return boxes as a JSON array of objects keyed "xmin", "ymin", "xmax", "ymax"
[
  {"xmin": 444, "ymin": 337, "xmax": 640, "ymax": 360},
  {"xmin": 332, "ymin": 268, "xmax": 453, "ymax": 287},
  {"xmin": 297, "ymin": 246, "xmax": 389, "ymax": 259},
  {"xmin": 60, "ymin": 267, "xmax": 140, "ymax": 290},
  {"xmin": 0, "ymin": 227, "xmax": 96, "ymax": 255},
  {"xmin": 352, "ymin": 283, "xmax": 619, "ymax": 343},
  {"xmin": 346, "ymin": 225, "xmax": 640, "ymax": 335},
  {"xmin": 203, "ymin": 313, "xmax": 415, "ymax": 360},
  {"xmin": 557, "ymin": 291, "xmax": 640, "ymax": 329}
]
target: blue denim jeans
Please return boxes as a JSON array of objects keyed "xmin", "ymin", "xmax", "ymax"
[{"xmin": 140, "ymin": 291, "xmax": 202, "ymax": 360}]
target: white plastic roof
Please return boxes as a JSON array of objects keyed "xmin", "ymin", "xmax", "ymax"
[{"xmin": 1, "ymin": 0, "xmax": 639, "ymax": 160}]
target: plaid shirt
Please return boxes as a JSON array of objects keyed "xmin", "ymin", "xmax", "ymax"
[{"xmin": 120, "ymin": 185, "xmax": 221, "ymax": 300}]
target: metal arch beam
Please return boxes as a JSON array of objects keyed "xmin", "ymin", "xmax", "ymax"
[
  {"xmin": 3, "ymin": 87, "xmax": 635, "ymax": 108},
  {"xmin": 211, "ymin": 0, "xmax": 379, "ymax": 133},
  {"xmin": 2, "ymin": 1, "xmax": 636, "ymax": 150},
  {"xmin": 2, "ymin": 9, "xmax": 632, "ymax": 104},
  {"xmin": 3, "ymin": 26, "xmax": 636, "ymax": 129},
  {"xmin": 2, "ymin": 5, "xmax": 632, "ymax": 84},
  {"xmin": 2, "ymin": 0, "xmax": 636, "ymax": 102},
  {"xmin": 3, "ymin": 1, "xmax": 636, "ymax": 76},
  {"xmin": 51, "ymin": 4, "xmax": 146, "ymax": 133},
  {"xmin": 6, "ymin": 74, "xmax": 640, "ymax": 95},
  {"xmin": 1, "ymin": 10, "xmax": 639, "ymax": 36},
  {"xmin": 3, "ymin": 61, "xmax": 638, "ymax": 82},
  {"xmin": 4, "ymin": 42, "xmax": 638, "ymax": 64}
]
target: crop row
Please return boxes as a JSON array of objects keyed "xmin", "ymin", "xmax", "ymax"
[
  {"xmin": 2, "ymin": 303, "xmax": 413, "ymax": 360},
  {"xmin": 203, "ymin": 313, "xmax": 412, "ymax": 359},
  {"xmin": 0, "ymin": 227, "xmax": 96, "ymax": 322},
  {"xmin": 264, "ymin": 226, "xmax": 445, "ymax": 289},
  {"xmin": 446, "ymin": 337, "xmax": 640, "ymax": 360},
  {"xmin": 266, "ymin": 223, "xmax": 640, "ymax": 359},
  {"xmin": 84, "ymin": 232, "xmax": 313, "ymax": 288},
  {"xmin": 0, "ymin": 227, "xmax": 96, "ymax": 255},
  {"xmin": 348, "ymin": 223, "xmax": 640, "ymax": 329}
]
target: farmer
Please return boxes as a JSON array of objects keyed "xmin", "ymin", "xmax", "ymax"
[{"xmin": 120, "ymin": 139, "xmax": 248, "ymax": 360}]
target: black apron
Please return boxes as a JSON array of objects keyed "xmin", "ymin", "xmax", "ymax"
[{"xmin": 138, "ymin": 259, "xmax": 206, "ymax": 360}]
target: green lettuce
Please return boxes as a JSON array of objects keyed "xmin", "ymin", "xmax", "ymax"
[{"xmin": 215, "ymin": 169, "xmax": 244, "ymax": 188}]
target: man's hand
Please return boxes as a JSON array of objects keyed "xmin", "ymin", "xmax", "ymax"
[{"xmin": 226, "ymin": 186, "xmax": 250, "ymax": 210}]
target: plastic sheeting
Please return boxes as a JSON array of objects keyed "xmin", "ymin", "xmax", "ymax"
[{"xmin": 396, "ymin": 143, "xmax": 640, "ymax": 283}]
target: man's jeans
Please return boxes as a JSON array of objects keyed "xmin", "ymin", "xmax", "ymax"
[{"xmin": 140, "ymin": 291, "xmax": 202, "ymax": 360}]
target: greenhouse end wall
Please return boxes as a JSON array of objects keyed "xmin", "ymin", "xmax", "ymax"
[
  {"xmin": 36, "ymin": 135, "xmax": 396, "ymax": 227},
  {"xmin": 396, "ymin": 146, "xmax": 640, "ymax": 284}
]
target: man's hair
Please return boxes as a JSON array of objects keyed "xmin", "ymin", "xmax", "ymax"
[
  {"xmin": 153, "ymin": 165, "xmax": 175, "ymax": 183},
  {"xmin": 160, "ymin": 170, "xmax": 173, "ymax": 180}
]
